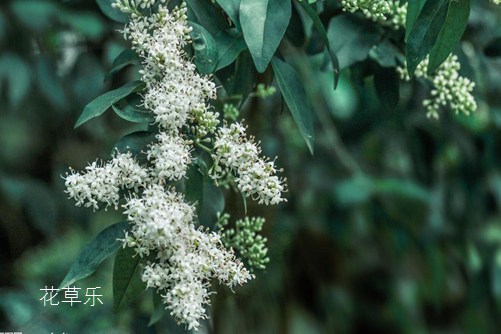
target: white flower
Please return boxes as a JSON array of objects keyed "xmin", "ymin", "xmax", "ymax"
[
  {"xmin": 211, "ymin": 122, "xmax": 287, "ymax": 205},
  {"xmin": 122, "ymin": 4, "xmax": 217, "ymax": 133},
  {"xmin": 124, "ymin": 185, "xmax": 252, "ymax": 329},
  {"xmin": 147, "ymin": 132, "xmax": 192, "ymax": 182},
  {"xmin": 64, "ymin": 152, "xmax": 148, "ymax": 210}
]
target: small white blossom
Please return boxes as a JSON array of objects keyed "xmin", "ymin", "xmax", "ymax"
[
  {"xmin": 212, "ymin": 123, "xmax": 287, "ymax": 205},
  {"xmin": 122, "ymin": 4, "xmax": 217, "ymax": 133},
  {"xmin": 147, "ymin": 132, "xmax": 192, "ymax": 182},
  {"xmin": 64, "ymin": 152, "xmax": 148, "ymax": 210}
]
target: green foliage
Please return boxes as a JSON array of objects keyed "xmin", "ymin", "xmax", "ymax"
[
  {"xmin": 112, "ymin": 246, "xmax": 147, "ymax": 311},
  {"xmin": 60, "ymin": 222, "xmax": 130, "ymax": 289},
  {"xmin": 74, "ymin": 80, "xmax": 145, "ymax": 128},
  {"xmin": 427, "ymin": 0, "xmax": 470, "ymax": 74},
  {"xmin": 271, "ymin": 57, "xmax": 314, "ymax": 154},
  {"xmin": 239, "ymin": 0, "xmax": 291, "ymax": 73},
  {"xmin": 406, "ymin": 0, "xmax": 471, "ymax": 76},
  {"xmin": 189, "ymin": 22, "xmax": 218, "ymax": 74}
]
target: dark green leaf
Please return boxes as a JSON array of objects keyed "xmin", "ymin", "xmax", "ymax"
[
  {"xmin": 186, "ymin": 0, "xmax": 227, "ymax": 35},
  {"xmin": 214, "ymin": 30, "xmax": 247, "ymax": 71},
  {"xmin": 74, "ymin": 80, "xmax": 145, "ymax": 128},
  {"xmin": 297, "ymin": 1, "xmax": 340, "ymax": 88},
  {"xmin": 216, "ymin": 0, "xmax": 241, "ymax": 31},
  {"xmin": 95, "ymin": 0, "xmax": 129, "ymax": 23},
  {"xmin": 327, "ymin": 14, "xmax": 381, "ymax": 70},
  {"xmin": 374, "ymin": 66, "xmax": 400, "ymax": 110},
  {"xmin": 106, "ymin": 49, "xmax": 141, "ymax": 81},
  {"xmin": 189, "ymin": 22, "xmax": 218, "ymax": 74},
  {"xmin": 271, "ymin": 57, "xmax": 314, "ymax": 154},
  {"xmin": 405, "ymin": 0, "xmax": 427, "ymax": 41},
  {"xmin": 114, "ymin": 131, "xmax": 156, "ymax": 162},
  {"xmin": 406, "ymin": 0, "xmax": 449, "ymax": 76},
  {"xmin": 427, "ymin": 0, "xmax": 470, "ymax": 75},
  {"xmin": 113, "ymin": 246, "xmax": 147, "ymax": 311},
  {"xmin": 185, "ymin": 158, "xmax": 207, "ymax": 214},
  {"xmin": 230, "ymin": 50, "xmax": 257, "ymax": 107},
  {"xmin": 485, "ymin": 37, "xmax": 501, "ymax": 57},
  {"xmin": 240, "ymin": 0, "xmax": 291, "ymax": 73},
  {"xmin": 148, "ymin": 292, "xmax": 165, "ymax": 327},
  {"xmin": 59, "ymin": 222, "xmax": 129, "ymax": 289},
  {"xmin": 112, "ymin": 95, "xmax": 154, "ymax": 123}
]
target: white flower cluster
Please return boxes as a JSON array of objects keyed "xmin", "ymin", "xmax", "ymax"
[
  {"xmin": 123, "ymin": 185, "xmax": 252, "ymax": 330},
  {"xmin": 341, "ymin": 0, "xmax": 391, "ymax": 21},
  {"xmin": 122, "ymin": 4, "xmax": 218, "ymax": 135},
  {"xmin": 65, "ymin": 1, "xmax": 287, "ymax": 330},
  {"xmin": 212, "ymin": 123, "xmax": 287, "ymax": 205},
  {"xmin": 147, "ymin": 132, "xmax": 192, "ymax": 182},
  {"xmin": 64, "ymin": 152, "xmax": 149, "ymax": 210},
  {"xmin": 398, "ymin": 55, "xmax": 477, "ymax": 119}
]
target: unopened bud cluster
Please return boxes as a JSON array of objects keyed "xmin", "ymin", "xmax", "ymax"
[
  {"xmin": 341, "ymin": 0, "xmax": 391, "ymax": 21},
  {"xmin": 398, "ymin": 55, "xmax": 477, "ymax": 119},
  {"xmin": 64, "ymin": 1, "xmax": 285, "ymax": 330},
  {"xmin": 216, "ymin": 213, "xmax": 270, "ymax": 271}
]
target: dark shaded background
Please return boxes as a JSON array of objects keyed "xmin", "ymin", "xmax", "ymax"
[{"xmin": 1, "ymin": 0, "xmax": 501, "ymax": 333}]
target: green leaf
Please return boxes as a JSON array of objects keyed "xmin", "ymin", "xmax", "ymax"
[
  {"xmin": 240, "ymin": 0, "xmax": 291, "ymax": 73},
  {"xmin": 374, "ymin": 67, "xmax": 400, "ymax": 110},
  {"xmin": 114, "ymin": 131, "xmax": 156, "ymax": 163},
  {"xmin": 327, "ymin": 14, "xmax": 381, "ymax": 70},
  {"xmin": 59, "ymin": 222, "xmax": 129, "ymax": 289},
  {"xmin": 271, "ymin": 57, "xmax": 314, "ymax": 154},
  {"xmin": 189, "ymin": 22, "xmax": 218, "ymax": 75},
  {"xmin": 185, "ymin": 158, "xmax": 207, "ymax": 214},
  {"xmin": 216, "ymin": 0, "xmax": 241, "ymax": 31},
  {"xmin": 405, "ymin": 0, "xmax": 427, "ymax": 41},
  {"xmin": 148, "ymin": 292, "xmax": 165, "ymax": 327},
  {"xmin": 230, "ymin": 50, "xmax": 257, "ymax": 107},
  {"xmin": 112, "ymin": 95, "xmax": 154, "ymax": 123},
  {"xmin": 95, "ymin": 0, "xmax": 129, "ymax": 23},
  {"xmin": 214, "ymin": 30, "xmax": 247, "ymax": 71},
  {"xmin": 406, "ymin": 0, "xmax": 449, "ymax": 76},
  {"xmin": 186, "ymin": 0, "xmax": 228, "ymax": 35},
  {"xmin": 296, "ymin": 1, "xmax": 340, "ymax": 87},
  {"xmin": 74, "ymin": 80, "xmax": 145, "ymax": 128},
  {"xmin": 427, "ymin": 0, "xmax": 470, "ymax": 75},
  {"xmin": 113, "ymin": 246, "xmax": 147, "ymax": 312},
  {"xmin": 106, "ymin": 49, "xmax": 141, "ymax": 81}
]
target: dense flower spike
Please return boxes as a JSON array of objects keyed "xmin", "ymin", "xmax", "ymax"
[
  {"xmin": 146, "ymin": 133, "xmax": 192, "ymax": 182},
  {"xmin": 124, "ymin": 185, "xmax": 252, "ymax": 329},
  {"xmin": 398, "ymin": 55, "xmax": 477, "ymax": 119},
  {"xmin": 64, "ymin": 152, "xmax": 148, "ymax": 210},
  {"xmin": 122, "ymin": 4, "xmax": 217, "ymax": 134},
  {"xmin": 212, "ymin": 123, "xmax": 287, "ymax": 205},
  {"xmin": 65, "ymin": 0, "xmax": 284, "ymax": 330}
]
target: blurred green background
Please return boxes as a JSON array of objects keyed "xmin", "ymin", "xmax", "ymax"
[{"xmin": 2, "ymin": 0, "xmax": 501, "ymax": 333}]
